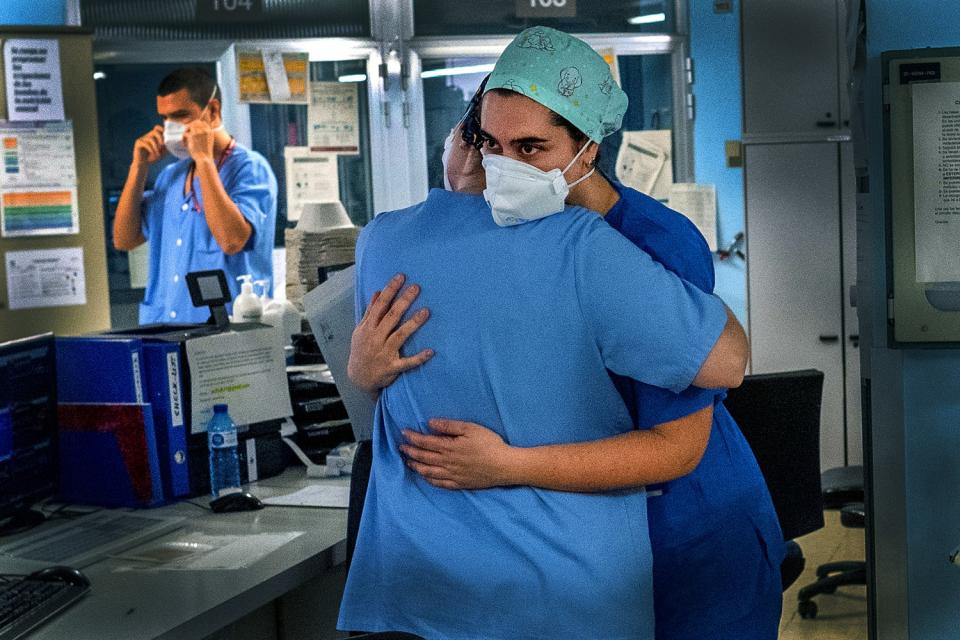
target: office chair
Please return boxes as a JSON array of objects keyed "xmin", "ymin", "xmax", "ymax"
[
  {"xmin": 723, "ymin": 369, "xmax": 826, "ymax": 592},
  {"xmin": 795, "ymin": 464, "xmax": 866, "ymax": 619}
]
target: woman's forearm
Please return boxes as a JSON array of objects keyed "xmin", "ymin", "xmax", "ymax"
[{"xmin": 501, "ymin": 405, "xmax": 713, "ymax": 492}]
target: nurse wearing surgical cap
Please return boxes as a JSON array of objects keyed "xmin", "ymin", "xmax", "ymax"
[{"xmin": 351, "ymin": 26, "xmax": 783, "ymax": 640}]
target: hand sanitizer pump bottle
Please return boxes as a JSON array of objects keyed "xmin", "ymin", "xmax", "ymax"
[{"xmin": 232, "ymin": 275, "xmax": 263, "ymax": 323}]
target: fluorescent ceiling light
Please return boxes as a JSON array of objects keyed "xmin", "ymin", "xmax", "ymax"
[
  {"xmin": 338, "ymin": 73, "xmax": 367, "ymax": 82},
  {"xmin": 421, "ymin": 63, "xmax": 495, "ymax": 79},
  {"xmin": 627, "ymin": 12, "xmax": 666, "ymax": 25}
]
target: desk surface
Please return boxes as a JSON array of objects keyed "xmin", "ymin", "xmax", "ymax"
[{"xmin": 5, "ymin": 469, "xmax": 349, "ymax": 640}]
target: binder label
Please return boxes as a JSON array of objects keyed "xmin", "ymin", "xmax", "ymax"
[
  {"xmin": 131, "ymin": 352, "xmax": 144, "ymax": 403},
  {"xmin": 166, "ymin": 352, "xmax": 184, "ymax": 427}
]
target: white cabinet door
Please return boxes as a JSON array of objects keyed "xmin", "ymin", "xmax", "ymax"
[
  {"xmin": 745, "ymin": 142, "xmax": 846, "ymax": 471},
  {"xmin": 742, "ymin": 0, "xmax": 840, "ymax": 136}
]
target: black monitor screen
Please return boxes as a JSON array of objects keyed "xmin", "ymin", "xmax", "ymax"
[
  {"xmin": 198, "ymin": 275, "xmax": 225, "ymax": 302},
  {"xmin": 0, "ymin": 333, "xmax": 57, "ymax": 520}
]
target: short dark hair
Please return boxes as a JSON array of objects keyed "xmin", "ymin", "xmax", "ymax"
[{"xmin": 157, "ymin": 67, "xmax": 219, "ymax": 108}]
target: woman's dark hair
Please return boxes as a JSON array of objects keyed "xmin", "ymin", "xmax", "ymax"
[{"xmin": 550, "ymin": 111, "xmax": 600, "ymax": 167}]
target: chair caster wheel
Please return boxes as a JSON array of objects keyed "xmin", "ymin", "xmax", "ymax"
[{"xmin": 798, "ymin": 600, "xmax": 818, "ymax": 619}]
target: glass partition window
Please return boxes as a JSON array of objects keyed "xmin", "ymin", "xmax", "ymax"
[
  {"xmin": 94, "ymin": 62, "xmax": 217, "ymax": 328},
  {"xmin": 248, "ymin": 59, "xmax": 374, "ymax": 232},
  {"xmin": 413, "ymin": 0, "xmax": 676, "ymax": 36},
  {"xmin": 422, "ymin": 58, "xmax": 495, "ymax": 190}
]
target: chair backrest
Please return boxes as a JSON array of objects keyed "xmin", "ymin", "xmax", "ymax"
[{"xmin": 724, "ymin": 369, "xmax": 825, "ymax": 541}]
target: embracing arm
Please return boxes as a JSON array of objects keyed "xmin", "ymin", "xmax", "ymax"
[
  {"xmin": 348, "ymin": 273, "xmax": 434, "ymax": 393},
  {"xmin": 401, "ymin": 404, "xmax": 713, "ymax": 492},
  {"xmin": 691, "ymin": 306, "xmax": 748, "ymax": 389}
]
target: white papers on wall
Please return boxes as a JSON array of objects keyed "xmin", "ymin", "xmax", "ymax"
[
  {"xmin": 3, "ymin": 39, "xmax": 64, "ymax": 122},
  {"xmin": 308, "ymin": 81, "xmax": 360, "ymax": 154},
  {"xmin": 912, "ymin": 81, "xmax": 960, "ymax": 282},
  {"xmin": 283, "ymin": 146, "xmax": 339, "ymax": 222},
  {"xmin": 615, "ymin": 130, "xmax": 674, "ymax": 201},
  {"xmin": 4, "ymin": 246, "xmax": 86, "ymax": 309},
  {"xmin": 668, "ymin": 183, "xmax": 718, "ymax": 251},
  {"xmin": 272, "ymin": 247, "xmax": 287, "ymax": 301},
  {"xmin": 128, "ymin": 243, "xmax": 150, "ymax": 289},
  {"xmin": 261, "ymin": 49, "xmax": 292, "ymax": 102},
  {"xmin": 0, "ymin": 121, "xmax": 79, "ymax": 237},
  {"xmin": 185, "ymin": 327, "xmax": 293, "ymax": 433}
]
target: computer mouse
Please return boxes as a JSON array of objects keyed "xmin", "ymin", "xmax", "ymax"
[
  {"xmin": 28, "ymin": 565, "xmax": 90, "ymax": 588},
  {"xmin": 209, "ymin": 490, "xmax": 264, "ymax": 513}
]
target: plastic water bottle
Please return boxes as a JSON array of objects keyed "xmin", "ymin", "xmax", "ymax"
[{"xmin": 207, "ymin": 404, "xmax": 241, "ymax": 498}]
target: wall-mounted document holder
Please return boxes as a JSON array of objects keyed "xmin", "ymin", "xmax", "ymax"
[{"xmin": 883, "ymin": 47, "xmax": 960, "ymax": 344}]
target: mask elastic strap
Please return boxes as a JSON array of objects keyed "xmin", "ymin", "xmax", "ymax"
[
  {"xmin": 561, "ymin": 140, "xmax": 594, "ymax": 174},
  {"xmin": 561, "ymin": 140, "xmax": 596, "ymax": 189},
  {"xmin": 567, "ymin": 167, "xmax": 596, "ymax": 190}
]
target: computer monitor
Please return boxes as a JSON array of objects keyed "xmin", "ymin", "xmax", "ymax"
[
  {"xmin": 0, "ymin": 333, "xmax": 58, "ymax": 533},
  {"xmin": 186, "ymin": 269, "xmax": 231, "ymax": 328}
]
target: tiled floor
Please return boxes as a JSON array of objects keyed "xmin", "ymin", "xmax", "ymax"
[{"xmin": 779, "ymin": 511, "xmax": 867, "ymax": 640}]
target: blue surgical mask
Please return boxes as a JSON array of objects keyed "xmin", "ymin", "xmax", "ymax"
[{"xmin": 481, "ymin": 140, "xmax": 595, "ymax": 227}]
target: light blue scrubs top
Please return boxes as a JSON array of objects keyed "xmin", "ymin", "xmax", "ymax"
[
  {"xmin": 338, "ymin": 189, "xmax": 728, "ymax": 639},
  {"xmin": 138, "ymin": 143, "xmax": 277, "ymax": 325},
  {"xmin": 605, "ymin": 182, "xmax": 784, "ymax": 639}
]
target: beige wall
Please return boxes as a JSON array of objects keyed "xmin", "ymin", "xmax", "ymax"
[{"xmin": 0, "ymin": 27, "xmax": 109, "ymax": 341}]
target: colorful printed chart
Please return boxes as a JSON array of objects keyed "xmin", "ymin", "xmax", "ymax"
[
  {"xmin": 1, "ymin": 188, "xmax": 78, "ymax": 236},
  {"xmin": 0, "ymin": 121, "xmax": 79, "ymax": 237}
]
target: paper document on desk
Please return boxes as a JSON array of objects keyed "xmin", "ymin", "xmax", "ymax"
[
  {"xmin": 115, "ymin": 532, "xmax": 303, "ymax": 570},
  {"xmin": 185, "ymin": 327, "xmax": 293, "ymax": 433},
  {"xmin": 303, "ymin": 266, "xmax": 376, "ymax": 441},
  {"xmin": 262, "ymin": 484, "xmax": 350, "ymax": 508}
]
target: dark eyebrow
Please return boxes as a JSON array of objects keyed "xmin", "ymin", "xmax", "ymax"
[
  {"xmin": 161, "ymin": 109, "xmax": 192, "ymax": 119},
  {"xmin": 477, "ymin": 129, "xmax": 550, "ymax": 146},
  {"xmin": 512, "ymin": 136, "xmax": 550, "ymax": 145}
]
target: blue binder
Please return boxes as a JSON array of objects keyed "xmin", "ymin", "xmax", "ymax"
[
  {"xmin": 141, "ymin": 342, "xmax": 191, "ymax": 499},
  {"xmin": 57, "ymin": 403, "xmax": 164, "ymax": 508},
  {"xmin": 56, "ymin": 337, "xmax": 146, "ymax": 404}
]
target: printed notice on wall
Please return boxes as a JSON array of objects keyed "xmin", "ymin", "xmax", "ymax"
[
  {"xmin": 615, "ymin": 130, "xmax": 673, "ymax": 202},
  {"xmin": 283, "ymin": 146, "xmax": 340, "ymax": 221},
  {"xmin": 236, "ymin": 48, "xmax": 308, "ymax": 104},
  {"xmin": 4, "ymin": 247, "xmax": 86, "ymax": 310},
  {"xmin": 0, "ymin": 121, "xmax": 79, "ymax": 236},
  {"xmin": 3, "ymin": 39, "xmax": 64, "ymax": 121},
  {"xmin": 185, "ymin": 327, "xmax": 293, "ymax": 433},
  {"xmin": 669, "ymin": 183, "xmax": 718, "ymax": 251},
  {"xmin": 913, "ymin": 82, "xmax": 960, "ymax": 282},
  {"xmin": 308, "ymin": 82, "xmax": 360, "ymax": 154}
]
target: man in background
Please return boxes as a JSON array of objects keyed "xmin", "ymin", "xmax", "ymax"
[{"xmin": 113, "ymin": 67, "xmax": 277, "ymax": 324}]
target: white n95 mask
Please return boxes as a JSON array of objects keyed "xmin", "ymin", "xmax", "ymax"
[
  {"xmin": 162, "ymin": 85, "xmax": 223, "ymax": 161},
  {"xmin": 163, "ymin": 120, "xmax": 191, "ymax": 160},
  {"xmin": 163, "ymin": 120, "xmax": 227, "ymax": 161},
  {"xmin": 481, "ymin": 141, "xmax": 595, "ymax": 227}
]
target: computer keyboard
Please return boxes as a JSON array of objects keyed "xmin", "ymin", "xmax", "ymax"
[
  {"xmin": 0, "ymin": 574, "xmax": 88, "ymax": 640},
  {"xmin": 0, "ymin": 511, "xmax": 184, "ymax": 568}
]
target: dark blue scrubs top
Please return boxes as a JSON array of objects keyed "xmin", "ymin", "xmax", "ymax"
[{"xmin": 605, "ymin": 182, "xmax": 785, "ymax": 639}]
